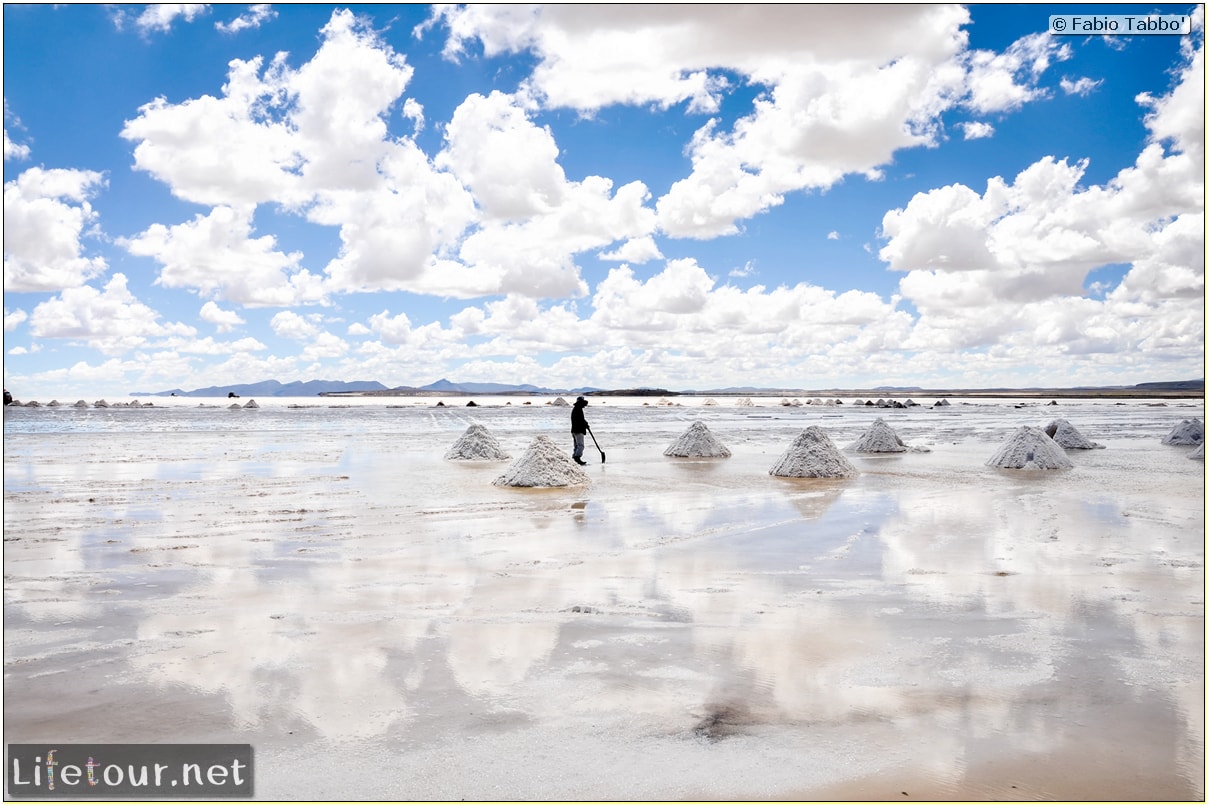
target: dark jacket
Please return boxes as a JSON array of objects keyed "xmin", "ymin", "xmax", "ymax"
[{"xmin": 571, "ymin": 404, "xmax": 588, "ymax": 434}]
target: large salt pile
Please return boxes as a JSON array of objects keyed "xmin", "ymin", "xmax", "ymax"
[
  {"xmin": 848, "ymin": 418, "xmax": 907, "ymax": 453},
  {"xmin": 551, "ymin": 397, "xmax": 570, "ymax": 407},
  {"xmin": 445, "ymin": 423, "xmax": 511, "ymax": 461},
  {"xmin": 769, "ymin": 426, "xmax": 857, "ymax": 478},
  {"xmin": 1161, "ymin": 418, "xmax": 1204, "ymax": 445},
  {"xmin": 664, "ymin": 421, "xmax": 732, "ymax": 458},
  {"xmin": 493, "ymin": 435, "xmax": 589, "ymax": 487},
  {"xmin": 986, "ymin": 426, "xmax": 1073, "ymax": 470},
  {"xmin": 736, "ymin": 397, "xmax": 754, "ymax": 407},
  {"xmin": 1044, "ymin": 419, "xmax": 1105, "ymax": 449}
]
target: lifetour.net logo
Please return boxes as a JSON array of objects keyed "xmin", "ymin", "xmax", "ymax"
[{"xmin": 7, "ymin": 744, "xmax": 253, "ymax": 798}]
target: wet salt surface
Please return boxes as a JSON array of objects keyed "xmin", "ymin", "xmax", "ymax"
[{"xmin": 3, "ymin": 396, "xmax": 1205, "ymax": 800}]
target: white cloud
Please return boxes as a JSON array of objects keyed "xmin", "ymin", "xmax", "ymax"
[
  {"xmin": 827, "ymin": 231, "xmax": 840, "ymax": 241},
  {"xmin": 136, "ymin": 4, "xmax": 210, "ymax": 35},
  {"xmin": 1060, "ymin": 76, "xmax": 1102, "ymax": 96},
  {"xmin": 880, "ymin": 33, "xmax": 1203, "ymax": 364},
  {"xmin": 270, "ymin": 310, "xmax": 320, "ymax": 339},
  {"xmin": 199, "ymin": 300, "xmax": 245, "ymax": 333},
  {"xmin": 597, "ymin": 236, "xmax": 663, "ymax": 264},
  {"xmin": 121, "ymin": 205, "xmax": 326, "ymax": 307},
  {"xmin": 5, "ymin": 307, "xmax": 28, "ymax": 331},
  {"xmin": 958, "ymin": 121, "xmax": 994, "ymax": 140},
  {"xmin": 963, "ymin": 33, "xmax": 1070, "ymax": 114},
  {"xmin": 216, "ymin": 4, "xmax": 275, "ymax": 34},
  {"xmin": 2, "ymin": 129, "xmax": 30, "ymax": 160},
  {"xmin": 3, "ymin": 167, "xmax": 108, "ymax": 292},
  {"xmin": 28, "ymin": 274, "xmax": 196, "ymax": 354}
]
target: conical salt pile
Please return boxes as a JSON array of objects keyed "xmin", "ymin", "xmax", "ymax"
[
  {"xmin": 493, "ymin": 435, "xmax": 589, "ymax": 487},
  {"xmin": 664, "ymin": 421, "xmax": 731, "ymax": 458},
  {"xmin": 849, "ymin": 418, "xmax": 907, "ymax": 453},
  {"xmin": 986, "ymin": 426, "xmax": 1072, "ymax": 469},
  {"xmin": 551, "ymin": 397, "xmax": 570, "ymax": 407},
  {"xmin": 1190, "ymin": 443, "xmax": 1204, "ymax": 461},
  {"xmin": 445, "ymin": 423, "xmax": 511, "ymax": 461},
  {"xmin": 1161, "ymin": 418, "xmax": 1204, "ymax": 445},
  {"xmin": 1044, "ymin": 419, "xmax": 1104, "ymax": 449},
  {"xmin": 769, "ymin": 426, "xmax": 857, "ymax": 478}
]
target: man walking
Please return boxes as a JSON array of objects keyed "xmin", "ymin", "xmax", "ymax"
[{"xmin": 571, "ymin": 396, "xmax": 590, "ymax": 465}]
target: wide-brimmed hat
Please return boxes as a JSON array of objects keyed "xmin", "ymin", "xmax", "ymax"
[{"xmin": 575, "ymin": 396, "xmax": 588, "ymax": 405}]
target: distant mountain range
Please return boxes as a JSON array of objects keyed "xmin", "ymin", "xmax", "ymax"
[{"xmin": 133, "ymin": 378, "xmax": 1204, "ymax": 398}]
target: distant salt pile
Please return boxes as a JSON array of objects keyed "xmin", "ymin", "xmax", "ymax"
[
  {"xmin": 1161, "ymin": 418, "xmax": 1204, "ymax": 446},
  {"xmin": 849, "ymin": 418, "xmax": 907, "ymax": 453},
  {"xmin": 551, "ymin": 397, "xmax": 569, "ymax": 407},
  {"xmin": 664, "ymin": 421, "xmax": 731, "ymax": 458},
  {"xmin": 769, "ymin": 426, "xmax": 857, "ymax": 478},
  {"xmin": 934, "ymin": 399, "xmax": 951, "ymax": 407},
  {"xmin": 73, "ymin": 400, "xmax": 88, "ymax": 408},
  {"xmin": 986, "ymin": 426, "xmax": 1072, "ymax": 470},
  {"xmin": 736, "ymin": 397, "xmax": 754, "ymax": 407},
  {"xmin": 48, "ymin": 400, "xmax": 61, "ymax": 407},
  {"xmin": 94, "ymin": 400, "xmax": 109, "ymax": 408},
  {"xmin": 243, "ymin": 400, "xmax": 259, "ymax": 409},
  {"xmin": 1190, "ymin": 443, "xmax": 1204, "ymax": 461},
  {"xmin": 1044, "ymin": 419, "xmax": 1104, "ymax": 449},
  {"xmin": 493, "ymin": 435, "xmax": 589, "ymax": 488},
  {"xmin": 702, "ymin": 398, "xmax": 718, "ymax": 406},
  {"xmin": 445, "ymin": 423, "xmax": 511, "ymax": 461}
]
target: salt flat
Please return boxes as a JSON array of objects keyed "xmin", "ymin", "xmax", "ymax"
[{"xmin": 3, "ymin": 396, "xmax": 1204, "ymax": 800}]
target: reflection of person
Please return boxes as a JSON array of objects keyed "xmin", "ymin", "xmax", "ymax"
[{"xmin": 571, "ymin": 396, "xmax": 589, "ymax": 465}]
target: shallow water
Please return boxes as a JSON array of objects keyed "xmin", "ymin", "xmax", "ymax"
[{"xmin": 3, "ymin": 396, "xmax": 1204, "ymax": 799}]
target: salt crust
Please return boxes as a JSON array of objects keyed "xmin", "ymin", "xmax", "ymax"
[
  {"xmin": 848, "ymin": 418, "xmax": 907, "ymax": 453},
  {"xmin": 986, "ymin": 426, "xmax": 1073, "ymax": 469},
  {"xmin": 769, "ymin": 426, "xmax": 857, "ymax": 478},
  {"xmin": 664, "ymin": 421, "xmax": 731, "ymax": 458},
  {"xmin": 445, "ymin": 423, "xmax": 511, "ymax": 461},
  {"xmin": 493, "ymin": 435, "xmax": 590, "ymax": 487},
  {"xmin": 1044, "ymin": 418, "xmax": 1104, "ymax": 449},
  {"xmin": 1161, "ymin": 418, "xmax": 1204, "ymax": 446}
]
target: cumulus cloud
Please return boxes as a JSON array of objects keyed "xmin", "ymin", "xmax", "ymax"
[
  {"xmin": 135, "ymin": 4, "xmax": 210, "ymax": 35},
  {"xmin": 598, "ymin": 236, "xmax": 663, "ymax": 264},
  {"xmin": 216, "ymin": 4, "xmax": 275, "ymax": 34},
  {"xmin": 199, "ymin": 300, "xmax": 245, "ymax": 333},
  {"xmin": 28, "ymin": 274, "xmax": 196, "ymax": 354},
  {"xmin": 270, "ymin": 310, "xmax": 321, "ymax": 339},
  {"xmin": 4, "ymin": 167, "xmax": 108, "ymax": 292},
  {"xmin": 430, "ymin": 6, "xmax": 1073, "ymax": 240},
  {"xmin": 958, "ymin": 121, "xmax": 994, "ymax": 139},
  {"xmin": 1060, "ymin": 76, "xmax": 1102, "ymax": 96},
  {"xmin": 121, "ymin": 205, "xmax": 326, "ymax": 307},
  {"xmin": 4, "ymin": 102, "xmax": 31, "ymax": 160},
  {"xmin": 881, "ymin": 31, "xmax": 1203, "ymax": 362},
  {"xmin": 5, "ymin": 307, "xmax": 28, "ymax": 332}
]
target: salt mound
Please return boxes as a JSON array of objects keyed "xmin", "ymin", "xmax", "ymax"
[
  {"xmin": 769, "ymin": 426, "xmax": 857, "ymax": 478},
  {"xmin": 849, "ymin": 418, "xmax": 907, "ymax": 453},
  {"xmin": 664, "ymin": 421, "xmax": 731, "ymax": 458},
  {"xmin": 1161, "ymin": 418, "xmax": 1204, "ymax": 446},
  {"xmin": 493, "ymin": 435, "xmax": 589, "ymax": 487},
  {"xmin": 736, "ymin": 397, "xmax": 754, "ymax": 407},
  {"xmin": 243, "ymin": 399, "xmax": 259, "ymax": 409},
  {"xmin": 73, "ymin": 400, "xmax": 88, "ymax": 408},
  {"xmin": 1190, "ymin": 443, "xmax": 1204, "ymax": 461},
  {"xmin": 445, "ymin": 423, "xmax": 511, "ymax": 461},
  {"xmin": 986, "ymin": 426, "xmax": 1072, "ymax": 470},
  {"xmin": 94, "ymin": 400, "xmax": 109, "ymax": 408},
  {"xmin": 1044, "ymin": 419, "xmax": 1104, "ymax": 449},
  {"xmin": 551, "ymin": 397, "xmax": 569, "ymax": 407},
  {"xmin": 702, "ymin": 398, "xmax": 718, "ymax": 406}
]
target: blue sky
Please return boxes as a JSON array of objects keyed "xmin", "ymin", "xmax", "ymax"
[{"xmin": 3, "ymin": 4, "xmax": 1204, "ymax": 398}]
